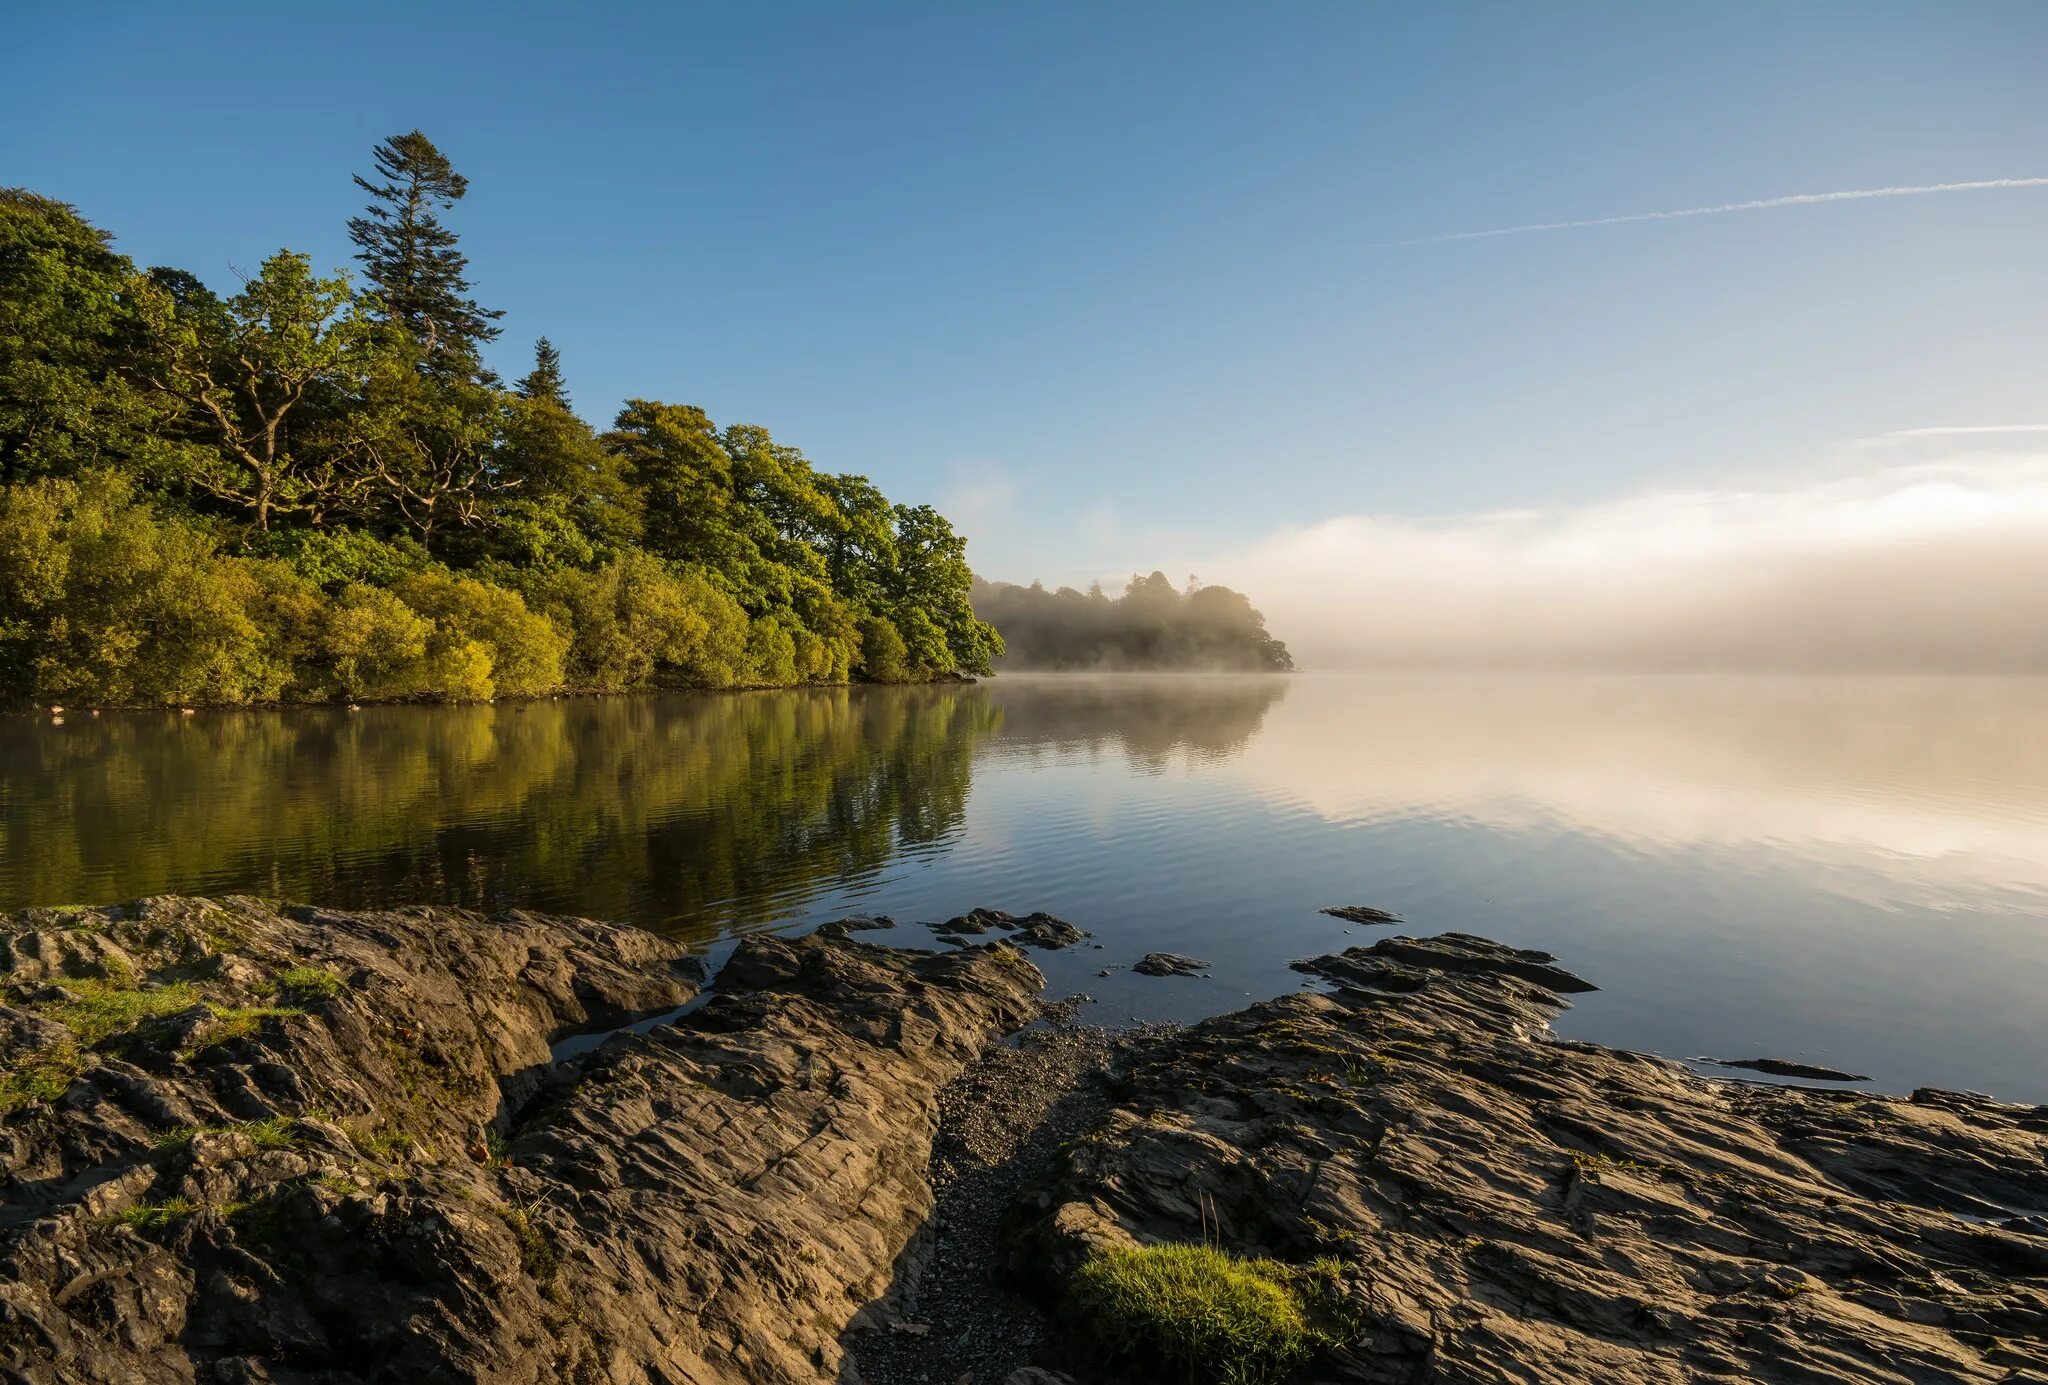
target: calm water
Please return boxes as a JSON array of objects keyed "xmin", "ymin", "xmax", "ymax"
[{"xmin": 6, "ymin": 675, "xmax": 2046, "ymax": 1101}]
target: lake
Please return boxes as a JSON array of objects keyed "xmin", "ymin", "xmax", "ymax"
[{"xmin": 6, "ymin": 674, "xmax": 2045, "ymax": 1102}]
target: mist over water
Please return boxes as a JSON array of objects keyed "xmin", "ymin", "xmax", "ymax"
[{"xmin": 1187, "ymin": 454, "xmax": 2048, "ymax": 672}]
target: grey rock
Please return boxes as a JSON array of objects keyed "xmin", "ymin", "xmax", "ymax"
[
  {"xmin": 0, "ymin": 897, "xmax": 1041, "ymax": 1385},
  {"xmin": 1703, "ymin": 1056, "xmax": 1871, "ymax": 1082},
  {"xmin": 1010, "ymin": 931, "xmax": 2048, "ymax": 1384},
  {"xmin": 1131, "ymin": 953, "xmax": 1208, "ymax": 977},
  {"xmin": 1320, "ymin": 904, "xmax": 1403, "ymax": 925}
]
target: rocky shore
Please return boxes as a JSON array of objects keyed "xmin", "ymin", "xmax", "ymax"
[{"xmin": 2, "ymin": 899, "xmax": 2044, "ymax": 1383}]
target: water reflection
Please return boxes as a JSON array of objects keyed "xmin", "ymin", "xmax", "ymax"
[
  {"xmin": 979, "ymin": 674, "xmax": 1290, "ymax": 769},
  {"xmin": 1, "ymin": 687, "xmax": 998, "ymax": 941},
  {"xmin": 5, "ymin": 674, "xmax": 2045, "ymax": 1099}
]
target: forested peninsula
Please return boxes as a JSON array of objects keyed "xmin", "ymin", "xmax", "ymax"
[
  {"xmin": 0, "ymin": 131, "xmax": 1001, "ymax": 709},
  {"xmin": 973, "ymin": 573, "xmax": 1293, "ymax": 671}
]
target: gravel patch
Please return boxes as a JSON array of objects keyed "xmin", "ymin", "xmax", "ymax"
[{"xmin": 845, "ymin": 1003, "xmax": 1174, "ymax": 1384}]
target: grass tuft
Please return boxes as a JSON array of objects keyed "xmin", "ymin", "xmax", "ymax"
[
  {"xmin": 103, "ymin": 1196, "xmax": 200, "ymax": 1231},
  {"xmin": 0, "ymin": 1041, "xmax": 85, "ymax": 1113},
  {"xmin": 495, "ymin": 1201, "xmax": 560, "ymax": 1286},
  {"xmin": 38, "ymin": 977, "xmax": 198, "ymax": 1045},
  {"xmin": 270, "ymin": 965, "xmax": 345, "ymax": 1006},
  {"xmin": 155, "ymin": 1116, "xmax": 301, "ymax": 1152},
  {"xmin": 184, "ymin": 1004, "xmax": 304, "ymax": 1055},
  {"xmin": 1067, "ymin": 1242, "xmax": 1353, "ymax": 1384}
]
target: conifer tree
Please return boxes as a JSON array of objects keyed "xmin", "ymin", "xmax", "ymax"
[
  {"xmin": 347, "ymin": 131, "xmax": 501, "ymax": 360},
  {"xmin": 516, "ymin": 336, "xmax": 569, "ymax": 409}
]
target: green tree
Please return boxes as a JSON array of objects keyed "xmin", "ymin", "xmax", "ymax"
[
  {"xmin": 889, "ymin": 503, "xmax": 1002, "ymax": 675},
  {"xmin": 348, "ymin": 131, "xmax": 501, "ymax": 362},
  {"xmin": 349, "ymin": 348, "xmax": 508, "ymax": 544},
  {"xmin": 134, "ymin": 251, "xmax": 380, "ymax": 530},
  {"xmin": 488, "ymin": 351, "xmax": 639, "ymax": 567},
  {"xmin": 0, "ymin": 191, "xmax": 173, "ymax": 483},
  {"xmin": 516, "ymin": 336, "xmax": 569, "ymax": 408},
  {"xmin": 604, "ymin": 400, "xmax": 764, "ymax": 593}
]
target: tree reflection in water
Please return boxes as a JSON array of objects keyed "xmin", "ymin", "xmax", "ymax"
[{"xmin": 0, "ymin": 676, "xmax": 1289, "ymax": 942}]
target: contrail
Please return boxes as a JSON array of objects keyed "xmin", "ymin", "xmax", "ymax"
[{"xmin": 1379, "ymin": 178, "xmax": 2048, "ymax": 247}]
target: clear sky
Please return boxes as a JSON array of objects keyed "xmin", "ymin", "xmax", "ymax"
[{"xmin": 6, "ymin": 1, "xmax": 2047, "ymax": 601}]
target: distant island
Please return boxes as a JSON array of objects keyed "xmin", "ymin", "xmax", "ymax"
[
  {"xmin": 0, "ymin": 132, "xmax": 1000, "ymax": 709},
  {"xmin": 973, "ymin": 572, "xmax": 1293, "ymax": 671}
]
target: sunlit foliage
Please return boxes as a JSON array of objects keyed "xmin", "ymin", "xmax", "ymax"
[{"xmin": 0, "ymin": 132, "xmax": 999, "ymax": 706}]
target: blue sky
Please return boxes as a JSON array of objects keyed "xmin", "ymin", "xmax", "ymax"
[{"xmin": 6, "ymin": 2, "xmax": 2047, "ymax": 591}]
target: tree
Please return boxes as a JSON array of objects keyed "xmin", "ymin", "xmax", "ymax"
[
  {"xmin": 889, "ymin": 503, "xmax": 1002, "ymax": 675},
  {"xmin": 350, "ymin": 350, "xmax": 510, "ymax": 544},
  {"xmin": 134, "ymin": 251, "xmax": 381, "ymax": 530},
  {"xmin": 348, "ymin": 131, "xmax": 501, "ymax": 362},
  {"xmin": 516, "ymin": 336, "xmax": 569, "ymax": 408},
  {"xmin": 0, "ymin": 190, "xmax": 174, "ymax": 483},
  {"xmin": 604, "ymin": 400, "xmax": 763, "ymax": 592}
]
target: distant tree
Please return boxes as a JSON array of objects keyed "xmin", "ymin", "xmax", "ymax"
[
  {"xmin": 516, "ymin": 336, "xmax": 569, "ymax": 408},
  {"xmin": 971, "ymin": 572, "xmax": 1291, "ymax": 672},
  {"xmin": 348, "ymin": 131, "xmax": 501, "ymax": 361}
]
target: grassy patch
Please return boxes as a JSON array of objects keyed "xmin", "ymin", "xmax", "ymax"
[
  {"xmin": 354, "ymin": 1124, "xmax": 416, "ymax": 1161},
  {"xmin": 184, "ymin": 1004, "xmax": 304, "ymax": 1054},
  {"xmin": 38, "ymin": 977, "xmax": 198, "ymax": 1045},
  {"xmin": 270, "ymin": 965, "xmax": 345, "ymax": 1006},
  {"xmin": 103, "ymin": 1196, "xmax": 200, "ymax": 1231},
  {"xmin": 0, "ymin": 1041, "xmax": 84, "ymax": 1113},
  {"xmin": 1067, "ymin": 1243, "xmax": 1354, "ymax": 1385},
  {"xmin": 154, "ymin": 1116, "xmax": 301, "ymax": 1152}
]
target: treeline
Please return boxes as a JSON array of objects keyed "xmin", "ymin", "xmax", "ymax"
[
  {"xmin": 0, "ymin": 131, "xmax": 999, "ymax": 708},
  {"xmin": 971, "ymin": 572, "xmax": 1293, "ymax": 672}
]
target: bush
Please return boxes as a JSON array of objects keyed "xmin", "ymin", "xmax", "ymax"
[
  {"xmin": 394, "ymin": 571, "xmax": 568, "ymax": 697},
  {"xmin": 258, "ymin": 527, "xmax": 431, "ymax": 591},
  {"xmin": 858, "ymin": 614, "xmax": 909, "ymax": 683},
  {"xmin": 526, "ymin": 553, "xmax": 751, "ymax": 691},
  {"xmin": 0, "ymin": 471, "xmax": 310, "ymax": 705},
  {"xmin": 322, "ymin": 583, "xmax": 431, "ymax": 699},
  {"xmin": 745, "ymin": 611, "xmax": 799, "ymax": 686},
  {"xmin": 1067, "ymin": 1243, "xmax": 1351, "ymax": 1385}
]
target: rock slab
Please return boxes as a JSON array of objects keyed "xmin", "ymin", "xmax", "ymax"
[{"xmin": 1012, "ymin": 932, "xmax": 2048, "ymax": 1382}]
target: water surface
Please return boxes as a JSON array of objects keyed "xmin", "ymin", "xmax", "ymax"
[{"xmin": 6, "ymin": 674, "xmax": 2044, "ymax": 1101}]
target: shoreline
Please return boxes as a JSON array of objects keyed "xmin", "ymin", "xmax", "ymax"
[{"xmin": 2, "ymin": 898, "xmax": 2043, "ymax": 1382}]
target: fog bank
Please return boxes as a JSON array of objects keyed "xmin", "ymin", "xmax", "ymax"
[{"xmin": 1188, "ymin": 453, "xmax": 2048, "ymax": 671}]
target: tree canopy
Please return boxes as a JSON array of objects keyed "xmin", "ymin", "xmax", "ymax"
[{"xmin": 0, "ymin": 136, "xmax": 1002, "ymax": 707}]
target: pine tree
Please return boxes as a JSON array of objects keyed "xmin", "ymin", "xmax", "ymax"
[
  {"xmin": 347, "ymin": 131, "xmax": 502, "ymax": 360},
  {"xmin": 516, "ymin": 336, "xmax": 570, "ymax": 409}
]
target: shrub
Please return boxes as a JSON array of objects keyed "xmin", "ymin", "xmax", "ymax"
[
  {"xmin": 526, "ymin": 553, "xmax": 747, "ymax": 690},
  {"xmin": 395, "ymin": 571, "xmax": 568, "ymax": 697},
  {"xmin": 323, "ymin": 583, "xmax": 432, "ymax": 699},
  {"xmin": 745, "ymin": 611, "xmax": 799, "ymax": 686},
  {"xmin": 858, "ymin": 613, "xmax": 909, "ymax": 683},
  {"xmin": 258, "ymin": 527, "xmax": 431, "ymax": 591},
  {"xmin": 0, "ymin": 471, "xmax": 309, "ymax": 705}
]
